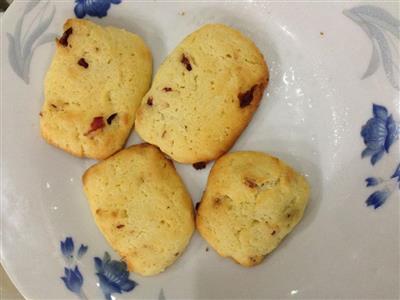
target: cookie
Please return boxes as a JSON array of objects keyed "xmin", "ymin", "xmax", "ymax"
[
  {"xmin": 40, "ymin": 19, "xmax": 152, "ymax": 159},
  {"xmin": 135, "ymin": 24, "xmax": 268, "ymax": 164},
  {"xmin": 82, "ymin": 144, "xmax": 195, "ymax": 276},
  {"xmin": 196, "ymin": 151, "xmax": 310, "ymax": 267}
]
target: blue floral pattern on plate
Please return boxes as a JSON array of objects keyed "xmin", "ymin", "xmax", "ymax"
[
  {"xmin": 343, "ymin": 5, "xmax": 399, "ymax": 90},
  {"xmin": 60, "ymin": 237, "xmax": 89, "ymax": 299},
  {"xmin": 361, "ymin": 104, "xmax": 400, "ymax": 209},
  {"xmin": 61, "ymin": 266, "xmax": 85, "ymax": 298},
  {"xmin": 74, "ymin": 0, "xmax": 122, "ymax": 18},
  {"xmin": 94, "ymin": 252, "xmax": 138, "ymax": 300},
  {"xmin": 7, "ymin": 0, "xmax": 56, "ymax": 84},
  {"xmin": 361, "ymin": 104, "xmax": 399, "ymax": 165},
  {"xmin": 60, "ymin": 237, "xmax": 139, "ymax": 299},
  {"xmin": 365, "ymin": 163, "xmax": 400, "ymax": 209}
]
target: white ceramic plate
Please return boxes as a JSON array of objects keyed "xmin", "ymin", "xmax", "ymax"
[{"xmin": 2, "ymin": 1, "xmax": 399, "ymax": 299}]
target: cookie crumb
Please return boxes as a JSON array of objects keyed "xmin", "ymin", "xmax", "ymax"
[
  {"xmin": 205, "ymin": 247, "xmax": 209, "ymax": 252},
  {"xmin": 193, "ymin": 161, "xmax": 206, "ymax": 170},
  {"xmin": 178, "ymin": 11, "xmax": 186, "ymax": 16},
  {"xmin": 320, "ymin": 32, "xmax": 324, "ymax": 36}
]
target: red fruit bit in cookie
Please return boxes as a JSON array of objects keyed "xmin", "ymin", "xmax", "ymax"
[
  {"xmin": 78, "ymin": 58, "xmax": 89, "ymax": 68},
  {"xmin": 147, "ymin": 97, "xmax": 153, "ymax": 106},
  {"xmin": 193, "ymin": 162, "xmax": 207, "ymax": 170},
  {"xmin": 58, "ymin": 27, "xmax": 73, "ymax": 47},
  {"xmin": 85, "ymin": 116, "xmax": 105, "ymax": 135},
  {"xmin": 244, "ymin": 178, "xmax": 257, "ymax": 188},
  {"xmin": 181, "ymin": 54, "xmax": 192, "ymax": 71},
  {"xmin": 239, "ymin": 85, "xmax": 257, "ymax": 108},
  {"xmin": 162, "ymin": 87, "xmax": 173, "ymax": 92}
]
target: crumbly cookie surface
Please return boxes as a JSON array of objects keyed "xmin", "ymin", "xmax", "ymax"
[
  {"xmin": 83, "ymin": 144, "xmax": 195, "ymax": 276},
  {"xmin": 135, "ymin": 24, "xmax": 268, "ymax": 164},
  {"xmin": 40, "ymin": 19, "xmax": 152, "ymax": 159},
  {"xmin": 196, "ymin": 151, "xmax": 310, "ymax": 267}
]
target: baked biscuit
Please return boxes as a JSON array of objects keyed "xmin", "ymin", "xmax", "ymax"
[
  {"xmin": 135, "ymin": 24, "xmax": 268, "ymax": 164},
  {"xmin": 40, "ymin": 19, "xmax": 152, "ymax": 159},
  {"xmin": 196, "ymin": 151, "xmax": 310, "ymax": 267},
  {"xmin": 82, "ymin": 144, "xmax": 195, "ymax": 276}
]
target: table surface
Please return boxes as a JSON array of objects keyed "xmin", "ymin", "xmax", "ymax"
[{"xmin": 1, "ymin": 265, "xmax": 23, "ymax": 300}]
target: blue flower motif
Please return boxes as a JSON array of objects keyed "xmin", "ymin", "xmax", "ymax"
[
  {"xmin": 361, "ymin": 104, "xmax": 399, "ymax": 165},
  {"xmin": 61, "ymin": 237, "xmax": 75, "ymax": 259},
  {"xmin": 94, "ymin": 252, "xmax": 137, "ymax": 300},
  {"xmin": 61, "ymin": 266, "xmax": 84, "ymax": 295},
  {"xmin": 365, "ymin": 177, "xmax": 382, "ymax": 187},
  {"xmin": 74, "ymin": 0, "xmax": 121, "ymax": 19},
  {"xmin": 366, "ymin": 188, "xmax": 391, "ymax": 209},
  {"xmin": 365, "ymin": 163, "xmax": 400, "ymax": 209},
  {"xmin": 77, "ymin": 244, "xmax": 88, "ymax": 259},
  {"xmin": 391, "ymin": 163, "xmax": 400, "ymax": 182}
]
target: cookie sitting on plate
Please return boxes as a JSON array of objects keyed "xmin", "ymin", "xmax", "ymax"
[
  {"xmin": 40, "ymin": 19, "xmax": 152, "ymax": 159},
  {"xmin": 82, "ymin": 144, "xmax": 195, "ymax": 276},
  {"xmin": 135, "ymin": 24, "xmax": 269, "ymax": 164},
  {"xmin": 196, "ymin": 151, "xmax": 310, "ymax": 267}
]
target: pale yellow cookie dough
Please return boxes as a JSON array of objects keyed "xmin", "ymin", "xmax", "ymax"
[
  {"xmin": 40, "ymin": 19, "xmax": 152, "ymax": 159},
  {"xmin": 135, "ymin": 24, "xmax": 268, "ymax": 164},
  {"xmin": 83, "ymin": 144, "xmax": 195, "ymax": 276},
  {"xmin": 196, "ymin": 151, "xmax": 310, "ymax": 267}
]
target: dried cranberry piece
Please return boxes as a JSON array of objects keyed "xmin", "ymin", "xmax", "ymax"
[
  {"xmin": 181, "ymin": 54, "xmax": 192, "ymax": 71},
  {"xmin": 147, "ymin": 97, "xmax": 153, "ymax": 106},
  {"xmin": 239, "ymin": 85, "xmax": 257, "ymax": 108},
  {"xmin": 193, "ymin": 162, "xmax": 206, "ymax": 170},
  {"xmin": 78, "ymin": 58, "xmax": 89, "ymax": 68},
  {"xmin": 244, "ymin": 178, "xmax": 257, "ymax": 188},
  {"xmin": 85, "ymin": 116, "xmax": 105, "ymax": 135},
  {"xmin": 58, "ymin": 27, "xmax": 73, "ymax": 47},
  {"xmin": 162, "ymin": 87, "xmax": 173, "ymax": 92},
  {"xmin": 106, "ymin": 113, "xmax": 117, "ymax": 125}
]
